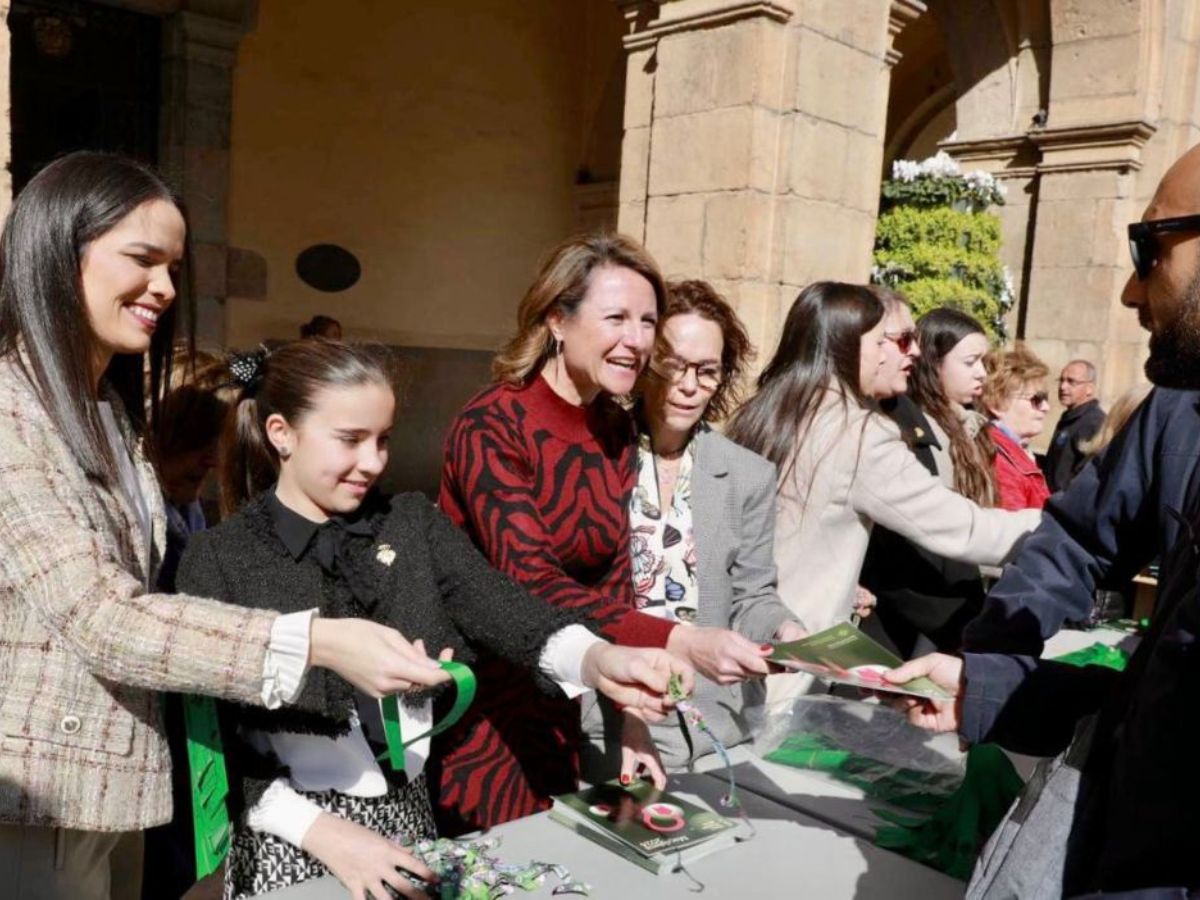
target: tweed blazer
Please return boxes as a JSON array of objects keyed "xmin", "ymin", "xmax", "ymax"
[
  {"xmin": 586, "ymin": 428, "xmax": 797, "ymax": 767},
  {"xmin": 0, "ymin": 355, "xmax": 278, "ymax": 831}
]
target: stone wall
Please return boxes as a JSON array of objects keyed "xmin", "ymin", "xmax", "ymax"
[{"xmin": 617, "ymin": 0, "xmax": 897, "ymax": 368}]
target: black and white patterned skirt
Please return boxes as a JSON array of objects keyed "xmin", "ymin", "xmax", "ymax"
[{"xmin": 225, "ymin": 773, "xmax": 437, "ymax": 900}]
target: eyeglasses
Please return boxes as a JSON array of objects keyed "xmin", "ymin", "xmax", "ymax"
[
  {"xmin": 883, "ymin": 329, "xmax": 918, "ymax": 353},
  {"xmin": 1128, "ymin": 214, "xmax": 1200, "ymax": 280},
  {"xmin": 650, "ymin": 356, "xmax": 724, "ymax": 390},
  {"xmin": 1017, "ymin": 391, "xmax": 1051, "ymax": 408}
]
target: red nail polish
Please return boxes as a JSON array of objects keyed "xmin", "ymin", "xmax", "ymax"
[
  {"xmin": 760, "ymin": 643, "xmax": 774, "ymax": 652},
  {"xmin": 620, "ymin": 774, "xmax": 630, "ymax": 785}
]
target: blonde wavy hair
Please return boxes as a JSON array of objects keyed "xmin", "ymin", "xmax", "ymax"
[
  {"xmin": 982, "ymin": 343, "xmax": 1050, "ymax": 415},
  {"xmin": 491, "ymin": 233, "xmax": 667, "ymax": 385}
]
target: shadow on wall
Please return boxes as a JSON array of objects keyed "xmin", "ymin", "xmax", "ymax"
[{"xmin": 381, "ymin": 345, "xmax": 495, "ymax": 498}]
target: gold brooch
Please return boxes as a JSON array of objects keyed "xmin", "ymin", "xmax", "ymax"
[{"xmin": 376, "ymin": 544, "xmax": 396, "ymax": 566}]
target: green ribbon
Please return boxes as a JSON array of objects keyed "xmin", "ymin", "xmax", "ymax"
[
  {"xmin": 183, "ymin": 695, "xmax": 231, "ymax": 880},
  {"xmin": 1052, "ymin": 641, "xmax": 1129, "ymax": 672},
  {"xmin": 379, "ymin": 660, "xmax": 476, "ymax": 772}
]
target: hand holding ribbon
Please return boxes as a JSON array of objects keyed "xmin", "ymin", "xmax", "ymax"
[
  {"xmin": 379, "ymin": 650, "xmax": 476, "ymax": 774},
  {"xmin": 581, "ymin": 643, "xmax": 694, "ymax": 721}
]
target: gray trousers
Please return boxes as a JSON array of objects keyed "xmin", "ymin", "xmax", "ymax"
[{"xmin": 0, "ymin": 823, "xmax": 144, "ymax": 900}]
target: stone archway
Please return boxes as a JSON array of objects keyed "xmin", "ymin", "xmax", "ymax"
[{"xmin": 0, "ymin": 0, "xmax": 259, "ymax": 344}]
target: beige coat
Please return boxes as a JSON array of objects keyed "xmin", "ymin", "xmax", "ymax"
[
  {"xmin": 0, "ymin": 356, "xmax": 278, "ymax": 831},
  {"xmin": 774, "ymin": 390, "xmax": 1040, "ymax": 633}
]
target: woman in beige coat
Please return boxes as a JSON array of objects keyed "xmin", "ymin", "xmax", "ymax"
[
  {"xmin": 0, "ymin": 154, "xmax": 465, "ymax": 899},
  {"xmin": 727, "ymin": 283, "xmax": 1040, "ymax": 646}
]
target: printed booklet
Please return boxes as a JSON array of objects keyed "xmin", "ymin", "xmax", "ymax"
[
  {"xmin": 550, "ymin": 780, "xmax": 738, "ymax": 874},
  {"xmin": 769, "ymin": 622, "xmax": 955, "ymax": 700}
]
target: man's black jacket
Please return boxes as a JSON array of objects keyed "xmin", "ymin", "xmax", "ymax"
[
  {"xmin": 1044, "ymin": 398, "xmax": 1107, "ymax": 492},
  {"xmin": 959, "ymin": 388, "xmax": 1200, "ymax": 894}
]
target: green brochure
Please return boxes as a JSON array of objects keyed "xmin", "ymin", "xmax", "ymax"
[
  {"xmin": 551, "ymin": 780, "xmax": 737, "ymax": 874},
  {"xmin": 769, "ymin": 623, "xmax": 955, "ymax": 700}
]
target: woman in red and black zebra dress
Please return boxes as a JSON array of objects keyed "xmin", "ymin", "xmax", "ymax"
[{"xmin": 435, "ymin": 234, "xmax": 775, "ymax": 831}]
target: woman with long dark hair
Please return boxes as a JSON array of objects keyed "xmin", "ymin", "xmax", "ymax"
[
  {"xmin": 908, "ymin": 307, "xmax": 997, "ymax": 506},
  {"xmin": 726, "ymin": 283, "xmax": 1039, "ymax": 659},
  {"xmin": 860, "ymin": 302, "xmax": 998, "ymax": 657},
  {"xmin": 0, "ymin": 152, "xmax": 451, "ymax": 900}
]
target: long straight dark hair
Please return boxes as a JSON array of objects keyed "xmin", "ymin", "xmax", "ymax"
[
  {"xmin": 220, "ymin": 340, "xmax": 398, "ymax": 516},
  {"xmin": 0, "ymin": 151, "xmax": 190, "ymax": 484},
  {"xmin": 908, "ymin": 307, "xmax": 996, "ymax": 506},
  {"xmin": 726, "ymin": 281, "xmax": 884, "ymax": 487}
]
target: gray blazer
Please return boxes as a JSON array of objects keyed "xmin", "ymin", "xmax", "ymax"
[{"xmin": 582, "ymin": 427, "xmax": 797, "ymax": 770}]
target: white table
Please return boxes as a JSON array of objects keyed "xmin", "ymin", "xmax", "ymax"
[{"xmin": 250, "ymin": 772, "xmax": 964, "ymax": 899}]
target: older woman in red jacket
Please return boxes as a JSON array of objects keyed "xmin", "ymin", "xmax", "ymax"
[{"xmin": 982, "ymin": 344, "xmax": 1052, "ymax": 510}]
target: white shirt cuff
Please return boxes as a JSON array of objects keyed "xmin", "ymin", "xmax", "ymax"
[
  {"xmin": 261, "ymin": 609, "xmax": 317, "ymax": 709},
  {"xmin": 539, "ymin": 625, "xmax": 603, "ymax": 699},
  {"xmin": 246, "ymin": 778, "xmax": 324, "ymax": 848}
]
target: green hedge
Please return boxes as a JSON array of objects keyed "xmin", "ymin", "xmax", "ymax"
[{"xmin": 872, "ymin": 160, "xmax": 1013, "ymax": 339}]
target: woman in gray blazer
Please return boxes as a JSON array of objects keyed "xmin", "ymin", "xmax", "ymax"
[{"xmin": 582, "ymin": 280, "xmax": 805, "ymax": 782}]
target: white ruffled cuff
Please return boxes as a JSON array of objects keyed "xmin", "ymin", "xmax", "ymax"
[
  {"xmin": 246, "ymin": 778, "xmax": 324, "ymax": 847},
  {"xmin": 261, "ymin": 609, "xmax": 317, "ymax": 709},
  {"xmin": 539, "ymin": 625, "xmax": 603, "ymax": 699}
]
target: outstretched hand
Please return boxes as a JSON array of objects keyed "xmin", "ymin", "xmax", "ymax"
[
  {"xmin": 666, "ymin": 625, "xmax": 773, "ymax": 684},
  {"xmin": 309, "ymin": 618, "xmax": 451, "ymax": 698},
  {"xmin": 883, "ymin": 652, "xmax": 964, "ymax": 733},
  {"xmin": 581, "ymin": 643, "xmax": 694, "ymax": 721}
]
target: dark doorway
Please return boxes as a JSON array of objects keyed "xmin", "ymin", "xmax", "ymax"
[{"xmin": 8, "ymin": 0, "xmax": 161, "ymax": 195}]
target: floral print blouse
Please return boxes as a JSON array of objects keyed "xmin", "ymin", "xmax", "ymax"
[{"xmin": 629, "ymin": 433, "xmax": 699, "ymax": 624}]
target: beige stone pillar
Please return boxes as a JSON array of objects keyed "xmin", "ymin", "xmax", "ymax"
[
  {"xmin": 617, "ymin": 0, "xmax": 895, "ymax": 366},
  {"xmin": 0, "ymin": 2, "xmax": 12, "ymax": 220},
  {"xmin": 160, "ymin": 6, "xmax": 256, "ymax": 345}
]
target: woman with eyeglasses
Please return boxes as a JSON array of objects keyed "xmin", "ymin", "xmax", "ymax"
[
  {"xmin": 725, "ymin": 283, "xmax": 1040, "ymax": 659},
  {"xmin": 982, "ymin": 344, "xmax": 1053, "ymax": 510},
  {"xmin": 582, "ymin": 280, "xmax": 805, "ymax": 784},
  {"xmin": 436, "ymin": 236, "xmax": 770, "ymax": 831}
]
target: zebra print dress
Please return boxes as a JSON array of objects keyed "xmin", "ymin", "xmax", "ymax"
[{"xmin": 434, "ymin": 374, "xmax": 675, "ymax": 832}]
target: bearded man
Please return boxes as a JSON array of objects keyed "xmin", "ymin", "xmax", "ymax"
[{"xmin": 888, "ymin": 144, "xmax": 1200, "ymax": 897}]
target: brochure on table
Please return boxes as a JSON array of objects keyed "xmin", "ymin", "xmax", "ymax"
[{"xmin": 551, "ymin": 780, "xmax": 738, "ymax": 874}]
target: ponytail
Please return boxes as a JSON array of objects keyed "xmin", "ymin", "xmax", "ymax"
[
  {"xmin": 219, "ymin": 393, "xmax": 279, "ymax": 518},
  {"xmin": 217, "ymin": 339, "xmax": 397, "ymax": 516}
]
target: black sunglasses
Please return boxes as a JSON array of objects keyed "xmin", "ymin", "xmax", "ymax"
[{"xmin": 1128, "ymin": 214, "xmax": 1200, "ymax": 280}]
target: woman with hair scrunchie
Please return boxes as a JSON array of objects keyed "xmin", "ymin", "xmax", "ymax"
[{"xmin": 0, "ymin": 152, "xmax": 456, "ymax": 900}]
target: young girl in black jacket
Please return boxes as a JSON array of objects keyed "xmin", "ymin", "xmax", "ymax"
[{"xmin": 177, "ymin": 340, "xmax": 689, "ymax": 900}]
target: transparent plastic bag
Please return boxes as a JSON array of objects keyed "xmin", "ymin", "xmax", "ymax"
[{"xmin": 750, "ymin": 693, "xmax": 965, "ymax": 813}]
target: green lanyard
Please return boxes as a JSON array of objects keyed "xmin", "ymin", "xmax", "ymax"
[
  {"xmin": 184, "ymin": 660, "xmax": 476, "ymax": 880},
  {"xmin": 183, "ymin": 695, "xmax": 230, "ymax": 880},
  {"xmin": 378, "ymin": 660, "xmax": 476, "ymax": 772}
]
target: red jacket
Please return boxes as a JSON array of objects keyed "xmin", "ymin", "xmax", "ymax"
[{"xmin": 990, "ymin": 424, "xmax": 1051, "ymax": 510}]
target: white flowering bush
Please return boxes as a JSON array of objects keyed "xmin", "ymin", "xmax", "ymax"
[
  {"xmin": 873, "ymin": 152, "xmax": 1013, "ymax": 338},
  {"xmin": 883, "ymin": 151, "xmax": 1006, "ymax": 212}
]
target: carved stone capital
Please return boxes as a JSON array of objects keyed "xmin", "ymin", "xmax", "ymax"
[
  {"xmin": 886, "ymin": 0, "xmax": 926, "ymax": 67},
  {"xmin": 620, "ymin": 0, "xmax": 793, "ymax": 50},
  {"xmin": 1029, "ymin": 119, "xmax": 1157, "ymax": 173}
]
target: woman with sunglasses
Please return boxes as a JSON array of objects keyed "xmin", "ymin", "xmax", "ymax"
[
  {"xmin": 858, "ymin": 293, "xmax": 990, "ymax": 657},
  {"xmin": 582, "ymin": 280, "xmax": 805, "ymax": 785},
  {"xmin": 982, "ymin": 344, "xmax": 1053, "ymax": 510},
  {"xmin": 726, "ymin": 283, "xmax": 1040, "ymax": 660}
]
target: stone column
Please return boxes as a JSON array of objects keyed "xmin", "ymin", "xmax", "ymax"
[
  {"xmin": 0, "ymin": 1, "xmax": 13, "ymax": 220},
  {"xmin": 616, "ymin": 0, "xmax": 894, "ymax": 366},
  {"xmin": 159, "ymin": 7, "xmax": 256, "ymax": 346}
]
